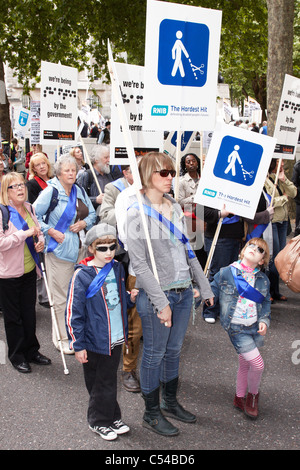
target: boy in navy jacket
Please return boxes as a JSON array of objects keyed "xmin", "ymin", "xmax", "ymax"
[{"xmin": 65, "ymin": 223, "xmax": 138, "ymax": 440}]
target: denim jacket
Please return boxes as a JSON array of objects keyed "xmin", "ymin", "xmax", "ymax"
[{"xmin": 210, "ymin": 265, "xmax": 271, "ymax": 331}]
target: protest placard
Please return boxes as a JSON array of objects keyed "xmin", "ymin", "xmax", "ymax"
[
  {"xmin": 143, "ymin": 0, "xmax": 222, "ymax": 131},
  {"xmin": 194, "ymin": 123, "xmax": 277, "ymax": 219},
  {"xmin": 110, "ymin": 62, "xmax": 163, "ymax": 164},
  {"xmin": 273, "ymin": 74, "xmax": 300, "ymax": 160},
  {"xmin": 40, "ymin": 61, "xmax": 78, "ymax": 145}
]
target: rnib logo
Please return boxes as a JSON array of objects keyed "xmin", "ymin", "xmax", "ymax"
[
  {"xmin": 213, "ymin": 136, "xmax": 263, "ymax": 187},
  {"xmin": 157, "ymin": 19, "xmax": 209, "ymax": 87}
]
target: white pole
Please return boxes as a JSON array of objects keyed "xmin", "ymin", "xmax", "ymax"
[
  {"xmin": 174, "ymin": 130, "xmax": 182, "ymax": 201},
  {"xmin": 107, "ymin": 40, "xmax": 159, "ymax": 282}
]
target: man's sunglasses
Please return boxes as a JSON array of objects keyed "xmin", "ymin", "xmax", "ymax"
[
  {"xmin": 154, "ymin": 169, "xmax": 176, "ymax": 178},
  {"xmin": 95, "ymin": 243, "xmax": 117, "ymax": 252}
]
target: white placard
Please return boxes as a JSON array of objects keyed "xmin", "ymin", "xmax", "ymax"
[
  {"xmin": 273, "ymin": 74, "xmax": 300, "ymax": 160},
  {"xmin": 143, "ymin": 0, "xmax": 222, "ymax": 131},
  {"xmin": 40, "ymin": 61, "xmax": 78, "ymax": 145},
  {"xmin": 194, "ymin": 123, "xmax": 277, "ymax": 219},
  {"xmin": 14, "ymin": 107, "xmax": 30, "ymax": 139},
  {"xmin": 30, "ymin": 101, "xmax": 40, "ymax": 145},
  {"xmin": 110, "ymin": 63, "xmax": 163, "ymax": 164}
]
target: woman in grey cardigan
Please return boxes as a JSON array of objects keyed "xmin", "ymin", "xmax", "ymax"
[{"xmin": 126, "ymin": 152, "xmax": 214, "ymax": 437}]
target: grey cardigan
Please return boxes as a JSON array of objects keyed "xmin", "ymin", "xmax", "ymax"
[{"xmin": 126, "ymin": 193, "xmax": 213, "ymax": 312}]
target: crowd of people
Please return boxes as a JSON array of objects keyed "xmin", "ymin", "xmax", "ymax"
[{"xmin": 0, "ymin": 129, "xmax": 299, "ymax": 441}]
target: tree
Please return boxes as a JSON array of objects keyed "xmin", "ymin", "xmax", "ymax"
[{"xmin": 0, "ymin": 0, "xmax": 90, "ymax": 139}]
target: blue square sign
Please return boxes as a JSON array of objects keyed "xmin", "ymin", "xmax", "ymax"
[
  {"xmin": 157, "ymin": 19, "xmax": 209, "ymax": 87},
  {"xmin": 213, "ymin": 136, "xmax": 263, "ymax": 187}
]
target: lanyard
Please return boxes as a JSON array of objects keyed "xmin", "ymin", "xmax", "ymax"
[
  {"xmin": 129, "ymin": 202, "xmax": 196, "ymax": 259},
  {"xmin": 85, "ymin": 260, "xmax": 114, "ymax": 298},
  {"xmin": 47, "ymin": 185, "xmax": 77, "ymax": 252},
  {"xmin": 230, "ymin": 266, "xmax": 265, "ymax": 304},
  {"xmin": 8, "ymin": 206, "xmax": 41, "ymax": 270}
]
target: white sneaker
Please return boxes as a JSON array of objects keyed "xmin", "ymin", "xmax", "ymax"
[
  {"xmin": 204, "ymin": 318, "xmax": 216, "ymax": 324},
  {"xmin": 110, "ymin": 419, "xmax": 130, "ymax": 435},
  {"xmin": 89, "ymin": 425, "xmax": 118, "ymax": 440}
]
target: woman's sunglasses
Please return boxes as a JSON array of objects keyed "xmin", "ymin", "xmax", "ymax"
[
  {"xmin": 154, "ymin": 169, "xmax": 176, "ymax": 178},
  {"xmin": 247, "ymin": 243, "xmax": 265, "ymax": 254},
  {"xmin": 95, "ymin": 243, "xmax": 117, "ymax": 252}
]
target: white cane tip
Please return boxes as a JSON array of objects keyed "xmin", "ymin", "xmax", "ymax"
[{"xmin": 64, "ymin": 369, "xmax": 70, "ymax": 375}]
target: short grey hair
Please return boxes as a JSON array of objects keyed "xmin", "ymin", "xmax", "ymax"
[
  {"xmin": 90, "ymin": 144, "xmax": 110, "ymax": 165},
  {"xmin": 54, "ymin": 155, "xmax": 78, "ymax": 176}
]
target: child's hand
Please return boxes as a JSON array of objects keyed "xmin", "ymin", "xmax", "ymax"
[
  {"xmin": 258, "ymin": 322, "xmax": 267, "ymax": 336},
  {"xmin": 130, "ymin": 288, "xmax": 139, "ymax": 303},
  {"xmin": 193, "ymin": 288, "xmax": 200, "ymax": 298},
  {"xmin": 75, "ymin": 350, "xmax": 88, "ymax": 363}
]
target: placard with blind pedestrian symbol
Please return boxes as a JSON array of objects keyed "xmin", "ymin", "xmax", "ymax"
[
  {"xmin": 213, "ymin": 136, "xmax": 263, "ymax": 187},
  {"xmin": 157, "ymin": 19, "xmax": 209, "ymax": 87}
]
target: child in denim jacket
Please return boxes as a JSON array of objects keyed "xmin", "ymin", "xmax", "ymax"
[{"xmin": 210, "ymin": 238, "xmax": 271, "ymax": 419}]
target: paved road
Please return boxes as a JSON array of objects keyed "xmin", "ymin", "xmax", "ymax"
[{"xmin": 0, "ymin": 277, "xmax": 299, "ymax": 453}]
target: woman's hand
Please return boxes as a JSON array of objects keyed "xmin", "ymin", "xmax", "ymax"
[
  {"xmin": 157, "ymin": 305, "xmax": 172, "ymax": 328},
  {"xmin": 69, "ymin": 220, "xmax": 87, "ymax": 233},
  {"xmin": 34, "ymin": 240, "xmax": 44, "ymax": 253},
  {"xmin": 130, "ymin": 288, "xmax": 139, "ymax": 303},
  {"xmin": 25, "ymin": 225, "xmax": 41, "ymax": 239},
  {"xmin": 48, "ymin": 228, "xmax": 65, "ymax": 244}
]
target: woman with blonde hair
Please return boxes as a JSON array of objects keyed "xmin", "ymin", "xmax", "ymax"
[
  {"xmin": 125, "ymin": 152, "xmax": 214, "ymax": 436},
  {"xmin": 26, "ymin": 153, "xmax": 52, "ymax": 204},
  {"xmin": 0, "ymin": 172, "xmax": 51, "ymax": 373}
]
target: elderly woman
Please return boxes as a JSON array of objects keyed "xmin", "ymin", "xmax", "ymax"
[
  {"xmin": 34, "ymin": 155, "xmax": 96, "ymax": 353},
  {"xmin": 26, "ymin": 153, "xmax": 52, "ymax": 204},
  {"xmin": 0, "ymin": 172, "xmax": 51, "ymax": 373},
  {"xmin": 126, "ymin": 152, "xmax": 214, "ymax": 436}
]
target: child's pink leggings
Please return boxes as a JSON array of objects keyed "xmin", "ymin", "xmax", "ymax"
[{"xmin": 236, "ymin": 348, "xmax": 264, "ymax": 396}]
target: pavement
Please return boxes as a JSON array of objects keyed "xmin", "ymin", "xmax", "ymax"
[{"xmin": 0, "ymin": 267, "xmax": 299, "ymax": 453}]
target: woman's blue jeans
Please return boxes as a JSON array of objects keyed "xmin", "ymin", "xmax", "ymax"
[{"xmin": 136, "ymin": 286, "xmax": 193, "ymax": 394}]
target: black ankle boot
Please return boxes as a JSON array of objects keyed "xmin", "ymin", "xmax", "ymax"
[
  {"xmin": 142, "ymin": 387, "xmax": 179, "ymax": 436},
  {"xmin": 160, "ymin": 377, "xmax": 196, "ymax": 423}
]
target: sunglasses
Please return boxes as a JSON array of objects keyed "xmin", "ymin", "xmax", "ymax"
[
  {"xmin": 154, "ymin": 169, "xmax": 176, "ymax": 178},
  {"xmin": 95, "ymin": 243, "xmax": 117, "ymax": 252},
  {"xmin": 247, "ymin": 243, "xmax": 265, "ymax": 254}
]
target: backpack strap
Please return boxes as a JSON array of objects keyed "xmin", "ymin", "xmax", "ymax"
[
  {"xmin": 44, "ymin": 187, "xmax": 59, "ymax": 224},
  {"xmin": 0, "ymin": 204, "xmax": 10, "ymax": 231}
]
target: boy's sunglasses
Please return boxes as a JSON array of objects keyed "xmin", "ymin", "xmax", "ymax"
[
  {"xmin": 95, "ymin": 243, "xmax": 117, "ymax": 252},
  {"xmin": 154, "ymin": 169, "xmax": 176, "ymax": 178},
  {"xmin": 248, "ymin": 243, "xmax": 264, "ymax": 254}
]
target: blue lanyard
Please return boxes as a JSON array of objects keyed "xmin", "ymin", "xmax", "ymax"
[
  {"xmin": 85, "ymin": 260, "xmax": 114, "ymax": 298},
  {"xmin": 8, "ymin": 206, "xmax": 41, "ymax": 270},
  {"xmin": 246, "ymin": 193, "xmax": 272, "ymax": 242},
  {"xmin": 129, "ymin": 202, "xmax": 196, "ymax": 259},
  {"xmin": 230, "ymin": 266, "xmax": 265, "ymax": 304},
  {"xmin": 47, "ymin": 185, "xmax": 77, "ymax": 253}
]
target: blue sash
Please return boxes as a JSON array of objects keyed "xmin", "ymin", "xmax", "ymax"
[
  {"xmin": 112, "ymin": 178, "xmax": 126, "ymax": 193},
  {"xmin": 86, "ymin": 260, "xmax": 114, "ymax": 298},
  {"xmin": 222, "ymin": 215, "xmax": 240, "ymax": 225},
  {"xmin": 8, "ymin": 206, "xmax": 41, "ymax": 270},
  {"xmin": 230, "ymin": 266, "xmax": 265, "ymax": 303},
  {"xmin": 246, "ymin": 193, "xmax": 272, "ymax": 242},
  {"xmin": 129, "ymin": 202, "xmax": 196, "ymax": 259},
  {"xmin": 47, "ymin": 185, "xmax": 77, "ymax": 253}
]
